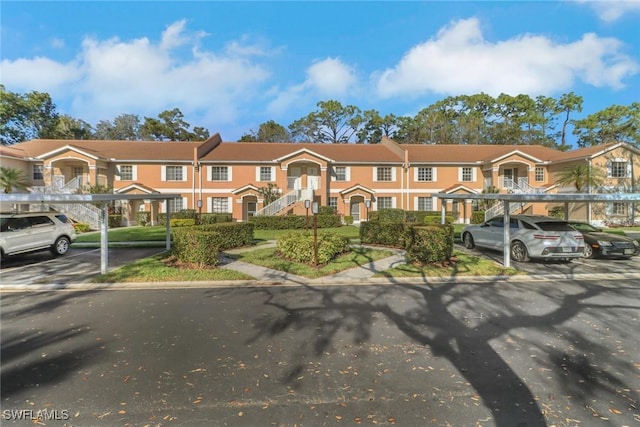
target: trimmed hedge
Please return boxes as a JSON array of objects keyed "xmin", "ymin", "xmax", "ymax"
[
  {"xmin": 405, "ymin": 225, "xmax": 454, "ymax": 265},
  {"xmin": 360, "ymin": 221, "xmax": 410, "ymax": 248},
  {"xmin": 137, "ymin": 211, "xmax": 152, "ymax": 226},
  {"xmin": 170, "ymin": 218, "xmax": 195, "ymax": 227},
  {"xmin": 369, "ymin": 209, "xmax": 455, "ymax": 224},
  {"xmin": 172, "ymin": 230, "xmax": 220, "ymax": 267},
  {"xmin": 249, "ymin": 214, "xmax": 342, "ymax": 230},
  {"xmin": 74, "ymin": 223, "xmax": 91, "ymax": 233},
  {"xmin": 108, "ymin": 214, "xmax": 122, "ymax": 228},
  {"xmin": 276, "ymin": 231, "xmax": 350, "ymax": 265},
  {"xmin": 471, "ymin": 211, "xmax": 485, "ymax": 224}
]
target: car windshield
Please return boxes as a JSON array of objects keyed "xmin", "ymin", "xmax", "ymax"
[
  {"xmin": 570, "ymin": 222, "xmax": 599, "ymax": 232},
  {"xmin": 536, "ymin": 221, "xmax": 575, "ymax": 232}
]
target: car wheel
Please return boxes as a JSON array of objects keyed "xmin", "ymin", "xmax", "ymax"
[
  {"xmin": 463, "ymin": 232, "xmax": 475, "ymax": 249},
  {"xmin": 51, "ymin": 236, "xmax": 70, "ymax": 256},
  {"xmin": 511, "ymin": 241, "xmax": 529, "ymax": 262},
  {"xmin": 584, "ymin": 245, "xmax": 594, "ymax": 259}
]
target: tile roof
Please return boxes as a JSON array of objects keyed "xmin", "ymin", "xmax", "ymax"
[
  {"xmin": 402, "ymin": 144, "xmax": 562, "ymax": 163},
  {"xmin": 198, "ymin": 142, "xmax": 404, "ymax": 163},
  {"xmin": 6, "ymin": 139, "xmax": 200, "ymax": 161}
]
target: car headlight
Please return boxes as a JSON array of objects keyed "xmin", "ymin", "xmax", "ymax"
[
  {"xmin": 634, "ymin": 240, "xmax": 640, "ymax": 247},
  {"xmin": 597, "ymin": 240, "xmax": 613, "ymax": 246}
]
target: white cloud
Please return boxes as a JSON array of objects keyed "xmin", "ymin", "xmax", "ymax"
[
  {"xmin": 51, "ymin": 38, "xmax": 65, "ymax": 49},
  {"xmin": 1, "ymin": 20, "xmax": 271, "ymax": 126},
  {"xmin": 374, "ymin": 17, "xmax": 639, "ymax": 99},
  {"xmin": 576, "ymin": 0, "xmax": 640, "ymax": 22},
  {"xmin": 266, "ymin": 57, "xmax": 357, "ymax": 116}
]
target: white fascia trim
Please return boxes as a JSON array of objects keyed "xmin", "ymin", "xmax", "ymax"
[
  {"xmin": 274, "ymin": 148, "xmax": 334, "ymax": 163},
  {"xmin": 489, "ymin": 150, "xmax": 543, "ymax": 163},
  {"xmin": 36, "ymin": 145, "xmax": 101, "ymax": 160}
]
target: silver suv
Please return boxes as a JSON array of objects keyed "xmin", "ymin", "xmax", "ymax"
[{"xmin": 0, "ymin": 212, "xmax": 77, "ymax": 259}]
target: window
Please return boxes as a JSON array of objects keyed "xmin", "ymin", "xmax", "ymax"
[
  {"xmin": 73, "ymin": 167, "xmax": 83, "ymax": 178},
  {"xmin": 535, "ymin": 167, "xmax": 545, "ymax": 182},
  {"xmin": 334, "ymin": 167, "xmax": 347, "ymax": 181},
  {"xmin": 167, "ymin": 198, "xmax": 183, "ymax": 212},
  {"xmin": 417, "ymin": 197, "xmax": 433, "ymax": 211},
  {"xmin": 165, "ymin": 166, "xmax": 184, "ymax": 181},
  {"xmin": 460, "ymin": 167, "xmax": 474, "ymax": 182},
  {"xmin": 29, "ymin": 216, "xmax": 54, "ymax": 228},
  {"xmin": 417, "ymin": 167, "xmax": 434, "ymax": 182},
  {"xmin": 609, "ymin": 161, "xmax": 628, "ymax": 178},
  {"xmin": 33, "ymin": 165, "xmax": 44, "ymax": 180},
  {"xmin": 259, "ymin": 166, "xmax": 273, "ymax": 182},
  {"xmin": 328, "ymin": 197, "xmax": 338, "ymax": 210},
  {"xmin": 120, "ymin": 165, "xmax": 133, "ymax": 181},
  {"xmin": 211, "ymin": 197, "xmax": 229, "ymax": 213},
  {"xmin": 210, "ymin": 166, "xmax": 229, "ymax": 181},
  {"xmin": 377, "ymin": 197, "xmax": 393, "ymax": 209},
  {"xmin": 376, "ymin": 167, "xmax": 392, "ymax": 182},
  {"xmin": 611, "ymin": 202, "xmax": 628, "ymax": 216}
]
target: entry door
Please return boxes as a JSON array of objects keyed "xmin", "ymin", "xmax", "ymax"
[
  {"xmin": 307, "ymin": 167, "xmax": 319, "ymax": 190},
  {"xmin": 350, "ymin": 202, "xmax": 360, "ymax": 222},
  {"xmin": 247, "ymin": 202, "xmax": 257, "ymax": 218},
  {"xmin": 290, "ymin": 167, "xmax": 302, "ymax": 190}
]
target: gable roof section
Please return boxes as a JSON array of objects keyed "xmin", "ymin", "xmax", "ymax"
[
  {"xmin": 6, "ymin": 139, "xmax": 201, "ymax": 162},
  {"xmin": 403, "ymin": 144, "xmax": 561, "ymax": 164},
  {"xmin": 547, "ymin": 142, "xmax": 640, "ymax": 163},
  {"xmin": 442, "ymin": 184, "xmax": 478, "ymax": 194},
  {"xmin": 115, "ymin": 183, "xmax": 160, "ymax": 194},
  {"xmin": 198, "ymin": 142, "xmax": 404, "ymax": 163},
  {"xmin": 37, "ymin": 144, "xmax": 102, "ymax": 160}
]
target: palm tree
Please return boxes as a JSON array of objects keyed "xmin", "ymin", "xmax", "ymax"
[
  {"xmin": 554, "ymin": 164, "xmax": 604, "ymax": 192},
  {"xmin": 0, "ymin": 167, "xmax": 30, "ymax": 193}
]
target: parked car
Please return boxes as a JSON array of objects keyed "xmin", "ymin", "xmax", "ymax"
[
  {"xmin": 461, "ymin": 215, "xmax": 584, "ymax": 262},
  {"xmin": 567, "ymin": 221, "xmax": 640, "ymax": 259},
  {"xmin": 0, "ymin": 212, "xmax": 76, "ymax": 259}
]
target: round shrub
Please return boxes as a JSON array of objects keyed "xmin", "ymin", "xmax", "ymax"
[{"xmin": 276, "ymin": 231, "xmax": 350, "ymax": 265}]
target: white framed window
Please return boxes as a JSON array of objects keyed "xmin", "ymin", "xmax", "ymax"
[
  {"xmin": 210, "ymin": 166, "xmax": 231, "ymax": 181},
  {"xmin": 332, "ymin": 166, "xmax": 350, "ymax": 182},
  {"xmin": 608, "ymin": 160, "xmax": 630, "ymax": 178},
  {"xmin": 166, "ymin": 197, "xmax": 185, "ymax": 213},
  {"xmin": 374, "ymin": 166, "xmax": 395, "ymax": 182},
  {"xmin": 116, "ymin": 165, "xmax": 137, "ymax": 181},
  {"xmin": 376, "ymin": 197, "xmax": 393, "ymax": 209},
  {"xmin": 256, "ymin": 166, "xmax": 275, "ymax": 182},
  {"xmin": 211, "ymin": 197, "xmax": 230, "ymax": 213},
  {"xmin": 162, "ymin": 166, "xmax": 186, "ymax": 181},
  {"xmin": 33, "ymin": 164, "xmax": 44, "ymax": 180},
  {"xmin": 459, "ymin": 167, "xmax": 476, "ymax": 182},
  {"xmin": 415, "ymin": 167, "xmax": 436, "ymax": 182},
  {"xmin": 416, "ymin": 197, "xmax": 434, "ymax": 211},
  {"xmin": 535, "ymin": 167, "xmax": 545, "ymax": 182},
  {"xmin": 328, "ymin": 197, "xmax": 338, "ymax": 209},
  {"xmin": 607, "ymin": 202, "xmax": 629, "ymax": 216}
]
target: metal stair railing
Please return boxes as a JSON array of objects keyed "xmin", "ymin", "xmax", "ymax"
[
  {"xmin": 50, "ymin": 202, "xmax": 102, "ymax": 230},
  {"xmin": 255, "ymin": 188, "xmax": 313, "ymax": 216}
]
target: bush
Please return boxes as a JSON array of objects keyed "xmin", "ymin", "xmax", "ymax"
[
  {"xmin": 405, "ymin": 225, "xmax": 454, "ymax": 265},
  {"xmin": 137, "ymin": 211, "xmax": 151, "ymax": 226},
  {"xmin": 108, "ymin": 214, "xmax": 122, "ymax": 228},
  {"xmin": 360, "ymin": 221, "xmax": 409, "ymax": 248},
  {"xmin": 249, "ymin": 214, "xmax": 342, "ymax": 230},
  {"xmin": 316, "ymin": 214, "xmax": 342, "ymax": 228},
  {"xmin": 471, "ymin": 211, "xmax": 485, "ymax": 224},
  {"xmin": 343, "ymin": 215, "xmax": 354, "ymax": 225},
  {"xmin": 172, "ymin": 229, "xmax": 220, "ymax": 267},
  {"xmin": 200, "ymin": 213, "xmax": 233, "ymax": 224},
  {"xmin": 423, "ymin": 215, "xmax": 454, "ymax": 225},
  {"xmin": 369, "ymin": 208, "xmax": 405, "ymax": 222},
  {"xmin": 170, "ymin": 218, "xmax": 195, "ymax": 227},
  {"xmin": 74, "ymin": 223, "xmax": 91, "ymax": 233},
  {"xmin": 188, "ymin": 222, "xmax": 254, "ymax": 250},
  {"xmin": 276, "ymin": 231, "xmax": 350, "ymax": 265},
  {"xmin": 157, "ymin": 209, "xmax": 198, "ymax": 226}
]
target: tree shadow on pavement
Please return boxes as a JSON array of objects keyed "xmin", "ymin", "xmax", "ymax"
[{"xmin": 246, "ymin": 279, "xmax": 639, "ymax": 427}]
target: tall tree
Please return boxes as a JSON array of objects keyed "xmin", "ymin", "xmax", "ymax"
[
  {"xmin": 572, "ymin": 103, "xmax": 639, "ymax": 148},
  {"xmin": 355, "ymin": 110, "xmax": 398, "ymax": 144},
  {"xmin": 557, "ymin": 92, "xmax": 583, "ymax": 150},
  {"xmin": 289, "ymin": 100, "xmax": 363, "ymax": 143},
  {"xmin": 139, "ymin": 108, "xmax": 209, "ymax": 141},
  {"xmin": 0, "ymin": 85, "xmax": 60, "ymax": 144},
  {"xmin": 239, "ymin": 120, "xmax": 291, "ymax": 142},
  {"xmin": 53, "ymin": 115, "xmax": 93, "ymax": 140},
  {"xmin": 94, "ymin": 114, "xmax": 142, "ymax": 140}
]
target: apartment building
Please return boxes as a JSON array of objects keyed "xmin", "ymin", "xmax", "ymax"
[{"xmin": 1, "ymin": 134, "xmax": 638, "ymax": 226}]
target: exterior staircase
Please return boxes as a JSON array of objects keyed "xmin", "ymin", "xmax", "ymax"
[
  {"xmin": 30, "ymin": 177, "xmax": 102, "ymax": 229},
  {"xmin": 484, "ymin": 177, "xmax": 547, "ymax": 221},
  {"xmin": 255, "ymin": 188, "xmax": 314, "ymax": 216}
]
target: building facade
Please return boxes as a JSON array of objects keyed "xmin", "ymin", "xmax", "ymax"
[{"xmin": 1, "ymin": 134, "xmax": 639, "ymax": 227}]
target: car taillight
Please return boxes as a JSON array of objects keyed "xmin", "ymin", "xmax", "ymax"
[
  {"xmin": 533, "ymin": 234, "xmax": 559, "ymax": 240},
  {"xmin": 574, "ymin": 234, "xmax": 583, "ymax": 240}
]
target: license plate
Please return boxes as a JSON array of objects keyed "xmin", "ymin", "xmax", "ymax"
[
  {"xmin": 562, "ymin": 247, "xmax": 572, "ymax": 253},
  {"xmin": 624, "ymin": 249, "xmax": 634, "ymax": 255}
]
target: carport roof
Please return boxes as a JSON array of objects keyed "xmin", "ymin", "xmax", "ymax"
[
  {"xmin": 436, "ymin": 193, "xmax": 640, "ymax": 202},
  {"xmin": 0, "ymin": 193, "xmax": 181, "ymax": 204}
]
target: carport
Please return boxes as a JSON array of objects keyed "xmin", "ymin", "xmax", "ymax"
[
  {"xmin": 436, "ymin": 193, "xmax": 640, "ymax": 267},
  {"xmin": 0, "ymin": 193, "xmax": 182, "ymax": 274}
]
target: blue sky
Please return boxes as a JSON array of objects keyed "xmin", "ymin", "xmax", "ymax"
[{"xmin": 2, "ymin": 1, "xmax": 639, "ymax": 143}]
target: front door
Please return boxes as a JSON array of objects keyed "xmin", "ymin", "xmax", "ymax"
[
  {"xmin": 289, "ymin": 167, "xmax": 302, "ymax": 190},
  {"xmin": 350, "ymin": 201, "xmax": 360, "ymax": 222},
  {"xmin": 307, "ymin": 167, "xmax": 319, "ymax": 190}
]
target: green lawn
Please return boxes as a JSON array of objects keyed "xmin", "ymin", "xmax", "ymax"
[
  {"xmin": 234, "ymin": 246, "xmax": 395, "ymax": 279},
  {"xmin": 91, "ymin": 252, "xmax": 254, "ymax": 283},
  {"xmin": 375, "ymin": 251, "xmax": 523, "ymax": 278}
]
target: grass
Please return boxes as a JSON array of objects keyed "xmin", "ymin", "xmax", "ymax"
[
  {"xmin": 374, "ymin": 251, "xmax": 524, "ymax": 278},
  {"xmin": 91, "ymin": 252, "xmax": 254, "ymax": 283},
  {"xmin": 234, "ymin": 246, "xmax": 395, "ymax": 279}
]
